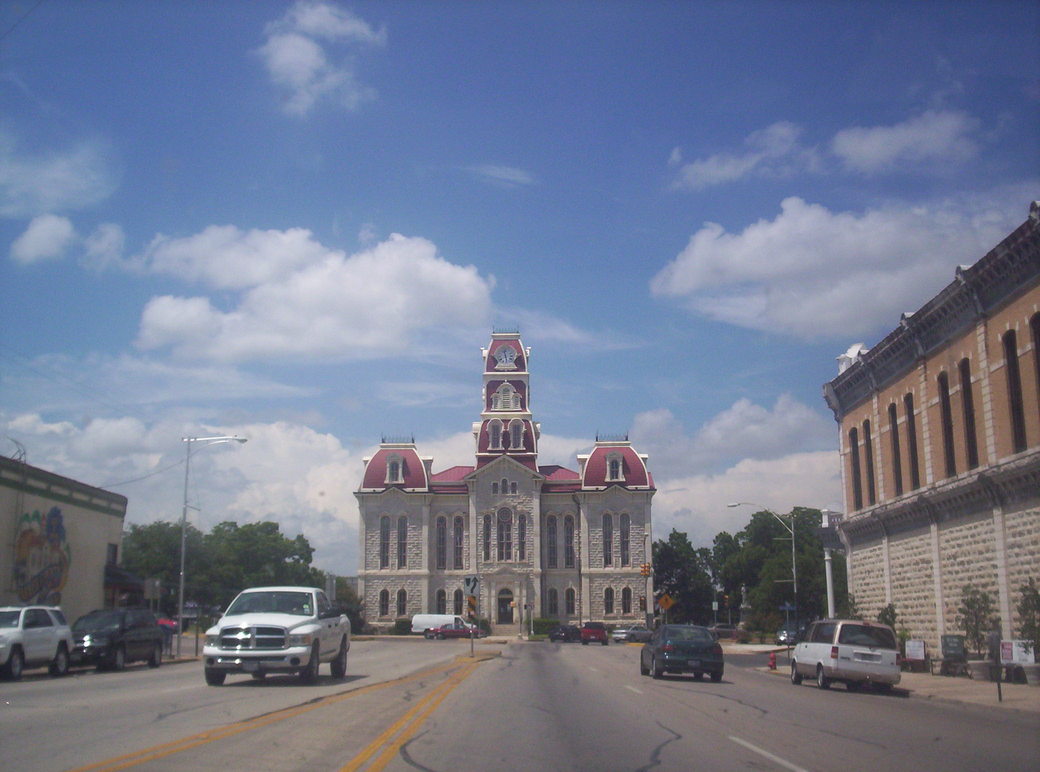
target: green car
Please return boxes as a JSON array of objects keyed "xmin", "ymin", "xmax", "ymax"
[{"xmin": 640, "ymin": 624, "xmax": 724, "ymax": 682}]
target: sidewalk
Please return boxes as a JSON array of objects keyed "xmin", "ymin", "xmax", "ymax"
[{"xmin": 752, "ymin": 646, "xmax": 1040, "ymax": 713}]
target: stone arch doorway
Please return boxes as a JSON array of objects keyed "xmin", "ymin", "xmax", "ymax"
[{"xmin": 497, "ymin": 588, "xmax": 514, "ymax": 624}]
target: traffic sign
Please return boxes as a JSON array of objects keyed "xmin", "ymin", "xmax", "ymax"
[
  {"xmin": 657, "ymin": 593, "xmax": 675, "ymax": 610},
  {"xmin": 463, "ymin": 575, "xmax": 479, "ymax": 596}
]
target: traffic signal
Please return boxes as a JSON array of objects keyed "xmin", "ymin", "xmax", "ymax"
[
  {"xmin": 640, "ymin": 563, "xmax": 652, "ymax": 576},
  {"xmin": 639, "ymin": 595, "xmax": 646, "ymax": 611},
  {"xmin": 723, "ymin": 594, "xmax": 730, "ymax": 607},
  {"xmin": 466, "ymin": 594, "xmax": 477, "ymax": 620}
]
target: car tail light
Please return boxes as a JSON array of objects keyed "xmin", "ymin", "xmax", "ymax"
[
  {"xmin": 830, "ymin": 645, "xmax": 839, "ymax": 659},
  {"xmin": 713, "ymin": 643, "xmax": 723, "ymax": 656},
  {"xmin": 661, "ymin": 644, "xmax": 675, "ymax": 652}
]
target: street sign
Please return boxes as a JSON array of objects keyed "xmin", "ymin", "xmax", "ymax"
[
  {"xmin": 657, "ymin": 593, "xmax": 675, "ymax": 610},
  {"xmin": 463, "ymin": 575, "xmax": 480, "ymax": 596},
  {"xmin": 779, "ymin": 602, "xmax": 795, "ymax": 611}
]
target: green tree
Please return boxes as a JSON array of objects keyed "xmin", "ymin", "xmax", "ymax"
[
  {"xmin": 652, "ymin": 530, "xmax": 713, "ymax": 624},
  {"xmin": 956, "ymin": 584, "xmax": 1000, "ymax": 657},
  {"xmin": 1015, "ymin": 578, "xmax": 1040, "ymax": 656},
  {"xmin": 121, "ymin": 521, "xmax": 206, "ymax": 616},
  {"xmin": 877, "ymin": 603, "xmax": 897, "ymax": 629}
]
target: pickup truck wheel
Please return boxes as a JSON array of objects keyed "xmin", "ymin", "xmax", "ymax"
[
  {"xmin": 815, "ymin": 664, "xmax": 830, "ymax": 690},
  {"xmin": 298, "ymin": 643, "xmax": 320, "ymax": 683},
  {"xmin": 2, "ymin": 647, "xmax": 24, "ymax": 680},
  {"xmin": 205, "ymin": 668, "xmax": 226, "ymax": 686},
  {"xmin": 790, "ymin": 661, "xmax": 802, "ymax": 685},
  {"xmin": 330, "ymin": 638, "xmax": 348, "ymax": 679},
  {"xmin": 147, "ymin": 641, "xmax": 162, "ymax": 668},
  {"xmin": 49, "ymin": 644, "xmax": 70, "ymax": 677}
]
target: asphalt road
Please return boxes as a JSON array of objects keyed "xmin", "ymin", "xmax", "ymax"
[{"xmin": 2, "ymin": 640, "xmax": 1037, "ymax": 772}]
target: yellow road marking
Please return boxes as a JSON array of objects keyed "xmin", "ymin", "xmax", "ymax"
[{"xmin": 67, "ymin": 658, "xmax": 469, "ymax": 772}]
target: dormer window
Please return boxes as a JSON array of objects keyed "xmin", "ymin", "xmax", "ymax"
[
  {"xmin": 509, "ymin": 421, "xmax": 524, "ymax": 449},
  {"xmin": 386, "ymin": 455, "xmax": 404, "ymax": 484},
  {"xmin": 489, "ymin": 420, "xmax": 504, "ymax": 449},
  {"xmin": 607, "ymin": 453, "xmax": 624, "ymax": 482},
  {"xmin": 492, "ymin": 384, "xmax": 520, "ymax": 411}
]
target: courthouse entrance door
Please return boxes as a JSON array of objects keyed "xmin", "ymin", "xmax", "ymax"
[{"xmin": 497, "ymin": 589, "xmax": 514, "ymax": 624}]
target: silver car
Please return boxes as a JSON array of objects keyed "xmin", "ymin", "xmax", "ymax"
[
  {"xmin": 612, "ymin": 624, "xmax": 652, "ymax": 643},
  {"xmin": 791, "ymin": 619, "xmax": 901, "ymax": 692}
]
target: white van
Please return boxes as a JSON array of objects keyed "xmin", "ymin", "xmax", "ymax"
[{"xmin": 411, "ymin": 614, "xmax": 469, "ymax": 637}]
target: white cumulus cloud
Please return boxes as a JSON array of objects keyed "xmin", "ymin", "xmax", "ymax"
[
  {"xmin": 135, "ymin": 230, "xmax": 494, "ymax": 362},
  {"xmin": 831, "ymin": 110, "xmax": 979, "ymax": 173},
  {"xmin": 258, "ymin": 0, "xmax": 385, "ymax": 116},
  {"xmin": 650, "ymin": 194, "xmax": 1025, "ymax": 340},
  {"xmin": 10, "ymin": 214, "xmax": 76, "ymax": 264},
  {"xmin": 671, "ymin": 122, "xmax": 816, "ymax": 190}
]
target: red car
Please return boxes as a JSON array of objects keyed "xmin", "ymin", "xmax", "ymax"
[
  {"xmin": 429, "ymin": 621, "xmax": 482, "ymax": 639},
  {"xmin": 580, "ymin": 622, "xmax": 608, "ymax": 645}
]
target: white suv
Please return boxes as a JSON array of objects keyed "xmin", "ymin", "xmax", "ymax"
[
  {"xmin": 0, "ymin": 606, "xmax": 74, "ymax": 680},
  {"xmin": 791, "ymin": 618, "xmax": 901, "ymax": 692}
]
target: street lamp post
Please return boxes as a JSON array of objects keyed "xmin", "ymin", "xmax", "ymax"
[
  {"xmin": 728, "ymin": 502, "xmax": 797, "ymax": 624},
  {"xmin": 177, "ymin": 434, "xmax": 247, "ymax": 658}
]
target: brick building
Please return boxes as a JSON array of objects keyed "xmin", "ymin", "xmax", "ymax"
[
  {"xmin": 823, "ymin": 201, "xmax": 1040, "ymax": 649},
  {"xmin": 356, "ymin": 331, "xmax": 654, "ymax": 633}
]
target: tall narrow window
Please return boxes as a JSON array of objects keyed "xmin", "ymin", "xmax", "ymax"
[
  {"xmin": 546, "ymin": 516, "xmax": 558, "ymax": 568},
  {"xmin": 937, "ymin": 372, "xmax": 956, "ymax": 478},
  {"xmin": 959, "ymin": 359, "xmax": 979, "ymax": 469},
  {"xmin": 1004, "ymin": 330, "xmax": 1027, "ymax": 453},
  {"xmin": 849, "ymin": 427, "xmax": 863, "ymax": 510},
  {"xmin": 547, "ymin": 588, "xmax": 559, "ymax": 616},
  {"xmin": 517, "ymin": 515, "xmax": 526, "ymax": 561},
  {"xmin": 619, "ymin": 513, "xmax": 630, "ymax": 566},
  {"xmin": 622, "ymin": 587, "xmax": 632, "ymax": 614},
  {"xmin": 497, "ymin": 509, "xmax": 513, "ymax": 561},
  {"xmin": 436, "ymin": 589, "xmax": 446, "ymax": 614},
  {"xmin": 1032, "ymin": 314, "xmax": 1040, "ymax": 417},
  {"xmin": 396, "ymin": 589, "xmax": 407, "ymax": 617},
  {"xmin": 453, "ymin": 589, "xmax": 463, "ymax": 615},
  {"xmin": 510, "ymin": 422, "xmax": 523, "ymax": 449},
  {"xmin": 387, "ymin": 459, "xmax": 401, "ymax": 484},
  {"xmin": 492, "ymin": 481, "xmax": 499, "ymax": 494},
  {"xmin": 436, "ymin": 517, "xmax": 447, "ymax": 570},
  {"xmin": 905, "ymin": 393, "xmax": 920, "ymax": 489},
  {"xmin": 888, "ymin": 403, "xmax": 903, "ymax": 496},
  {"xmin": 397, "ymin": 516, "xmax": 408, "ymax": 568},
  {"xmin": 490, "ymin": 423, "xmax": 502, "ymax": 449},
  {"xmin": 482, "ymin": 515, "xmax": 492, "ymax": 561},
  {"xmin": 379, "ymin": 516, "xmax": 390, "ymax": 568},
  {"xmin": 604, "ymin": 587, "xmax": 614, "ymax": 615},
  {"xmin": 565, "ymin": 588, "xmax": 576, "ymax": 615},
  {"xmin": 602, "ymin": 514, "xmax": 613, "ymax": 567},
  {"xmin": 453, "ymin": 516, "xmax": 464, "ymax": 570},
  {"xmin": 510, "ymin": 481, "xmax": 517, "ymax": 494},
  {"xmin": 862, "ymin": 420, "xmax": 876, "ymax": 505},
  {"xmin": 378, "ymin": 589, "xmax": 389, "ymax": 616},
  {"xmin": 564, "ymin": 516, "xmax": 575, "ymax": 568}
]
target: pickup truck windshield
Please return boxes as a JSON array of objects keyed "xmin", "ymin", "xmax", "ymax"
[{"xmin": 226, "ymin": 591, "xmax": 313, "ymax": 616}]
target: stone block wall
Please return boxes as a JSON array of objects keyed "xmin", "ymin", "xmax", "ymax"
[{"xmin": 887, "ymin": 530, "xmax": 938, "ymax": 643}]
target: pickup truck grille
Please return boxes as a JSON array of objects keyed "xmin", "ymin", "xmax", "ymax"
[{"xmin": 218, "ymin": 625, "xmax": 286, "ymax": 650}]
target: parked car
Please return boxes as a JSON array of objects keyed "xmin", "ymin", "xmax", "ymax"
[
  {"xmin": 412, "ymin": 614, "xmax": 471, "ymax": 637},
  {"xmin": 0, "ymin": 605, "xmax": 74, "ymax": 680},
  {"xmin": 790, "ymin": 618, "xmax": 901, "ymax": 692},
  {"xmin": 71, "ymin": 608, "xmax": 165, "ymax": 671},
  {"xmin": 640, "ymin": 624, "xmax": 724, "ymax": 681},
  {"xmin": 548, "ymin": 624, "xmax": 581, "ymax": 642},
  {"xmin": 428, "ymin": 619, "xmax": 483, "ymax": 639},
  {"xmin": 612, "ymin": 624, "xmax": 652, "ymax": 643},
  {"xmin": 580, "ymin": 621, "xmax": 608, "ymax": 645}
]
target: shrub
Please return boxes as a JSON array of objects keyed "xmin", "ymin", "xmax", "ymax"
[
  {"xmin": 1017, "ymin": 578, "xmax": 1040, "ymax": 658},
  {"xmin": 533, "ymin": 617, "xmax": 558, "ymax": 636},
  {"xmin": 956, "ymin": 584, "xmax": 1000, "ymax": 657},
  {"xmin": 392, "ymin": 618, "xmax": 411, "ymax": 636}
]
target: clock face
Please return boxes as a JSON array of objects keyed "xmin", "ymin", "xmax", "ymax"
[{"xmin": 495, "ymin": 346, "xmax": 517, "ymax": 365}]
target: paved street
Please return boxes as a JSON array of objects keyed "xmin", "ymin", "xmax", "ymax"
[{"xmin": 2, "ymin": 638, "xmax": 1037, "ymax": 772}]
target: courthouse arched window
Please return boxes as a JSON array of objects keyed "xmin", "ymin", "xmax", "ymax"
[
  {"xmin": 378, "ymin": 589, "xmax": 389, "ymax": 617},
  {"xmin": 453, "ymin": 516, "xmax": 464, "ymax": 570},
  {"xmin": 960, "ymin": 359, "xmax": 979, "ymax": 470},
  {"xmin": 509, "ymin": 421, "xmax": 523, "ymax": 449},
  {"xmin": 379, "ymin": 516, "xmax": 390, "ymax": 568},
  {"xmin": 546, "ymin": 516, "xmax": 558, "ymax": 568},
  {"xmin": 622, "ymin": 587, "xmax": 632, "ymax": 614},
  {"xmin": 547, "ymin": 588, "xmax": 559, "ymax": 616},
  {"xmin": 453, "ymin": 589, "xmax": 463, "ymax": 615},
  {"xmin": 888, "ymin": 403, "xmax": 903, "ymax": 496},
  {"xmin": 489, "ymin": 421, "xmax": 503, "ymax": 450},
  {"xmin": 620, "ymin": 514, "xmax": 630, "ymax": 566},
  {"xmin": 396, "ymin": 589, "xmax": 407, "ymax": 617},
  {"xmin": 483, "ymin": 515, "xmax": 492, "ymax": 561},
  {"xmin": 397, "ymin": 516, "xmax": 408, "ymax": 568},
  {"xmin": 849, "ymin": 427, "xmax": 863, "ymax": 510},
  {"xmin": 436, "ymin": 517, "xmax": 447, "ymax": 570},
  {"xmin": 1004, "ymin": 330, "xmax": 1027, "ymax": 453},
  {"xmin": 517, "ymin": 515, "xmax": 526, "ymax": 562},
  {"xmin": 604, "ymin": 587, "xmax": 614, "ymax": 615},
  {"xmin": 564, "ymin": 516, "xmax": 575, "ymax": 568},
  {"xmin": 602, "ymin": 514, "xmax": 613, "ymax": 567},
  {"xmin": 937, "ymin": 372, "xmax": 956, "ymax": 478},
  {"xmin": 436, "ymin": 589, "xmax": 446, "ymax": 614},
  {"xmin": 497, "ymin": 509, "xmax": 513, "ymax": 561},
  {"xmin": 565, "ymin": 588, "xmax": 576, "ymax": 615}
]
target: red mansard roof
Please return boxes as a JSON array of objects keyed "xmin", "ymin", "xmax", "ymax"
[
  {"xmin": 581, "ymin": 444, "xmax": 653, "ymax": 489},
  {"xmin": 360, "ymin": 446, "xmax": 428, "ymax": 490}
]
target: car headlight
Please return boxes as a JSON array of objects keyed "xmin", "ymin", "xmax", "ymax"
[
  {"xmin": 287, "ymin": 632, "xmax": 313, "ymax": 646},
  {"xmin": 205, "ymin": 635, "xmax": 219, "ymax": 646}
]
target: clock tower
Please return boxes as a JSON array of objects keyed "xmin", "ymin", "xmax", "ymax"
[{"xmin": 474, "ymin": 329, "xmax": 539, "ymax": 470}]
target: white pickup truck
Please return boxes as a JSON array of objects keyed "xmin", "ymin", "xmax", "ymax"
[{"xmin": 202, "ymin": 586, "xmax": 350, "ymax": 686}]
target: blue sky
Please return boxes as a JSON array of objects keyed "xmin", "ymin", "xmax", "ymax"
[{"xmin": 2, "ymin": 1, "xmax": 1037, "ymax": 572}]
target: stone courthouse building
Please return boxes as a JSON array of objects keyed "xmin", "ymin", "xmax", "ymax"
[
  {"xmin": 356, "ymin": 331, "xmax": 654, "ymax": 633},
  {"xmin": 823, "ymin": 201, "xmax": 1040, "ymax": 649}
]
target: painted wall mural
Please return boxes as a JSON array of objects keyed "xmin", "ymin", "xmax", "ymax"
[{"xmin": 14, "ymin": 507, "xmax": 71, "ymax": 605}]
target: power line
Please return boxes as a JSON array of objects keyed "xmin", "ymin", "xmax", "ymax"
[{"xmin": 0, "ymin": 0, "xmax": 47, "ymax": 45}]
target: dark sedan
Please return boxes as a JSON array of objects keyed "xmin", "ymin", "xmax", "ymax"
[
  {"xmin": 548, "ymin": 624, "xmax": 581, "ymax": 642},
  {"xmin": 640, "ymin": 624, "xmax": 724, "ymax": 682}
]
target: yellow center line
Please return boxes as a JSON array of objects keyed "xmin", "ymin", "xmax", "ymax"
[
  {"xmin": 67, "ymin": 658, "xmax": 469, "ymax": 772},
  {"xmin": 340, "ymin": 658, "xmax": 480, "ymax": 772}
]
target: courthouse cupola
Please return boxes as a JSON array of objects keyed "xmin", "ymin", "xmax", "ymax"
[
  {"xmin": 359, "ymin": 439, "xmax": 431, "ymax": 491},
  {"xmin": 578, "ymin": 437, "xmax": 653, "ymax": 490},
  {"xmin": 475, "ymin": 330, "xmax": 539, "ymax": 469}
]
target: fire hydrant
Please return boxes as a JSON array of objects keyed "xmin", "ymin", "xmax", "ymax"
[{"xmin": 768, "ymin": 651, "xmax": 777, "ymax": 670}]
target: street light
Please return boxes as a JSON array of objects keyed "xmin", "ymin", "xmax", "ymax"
[
  {"xmin": 177, "ymin": 434, "xmax": 247, "ymax": 657},
  {"xmin": 728, "ymin": 502, "xmax": 797, "ymax": 625}
]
